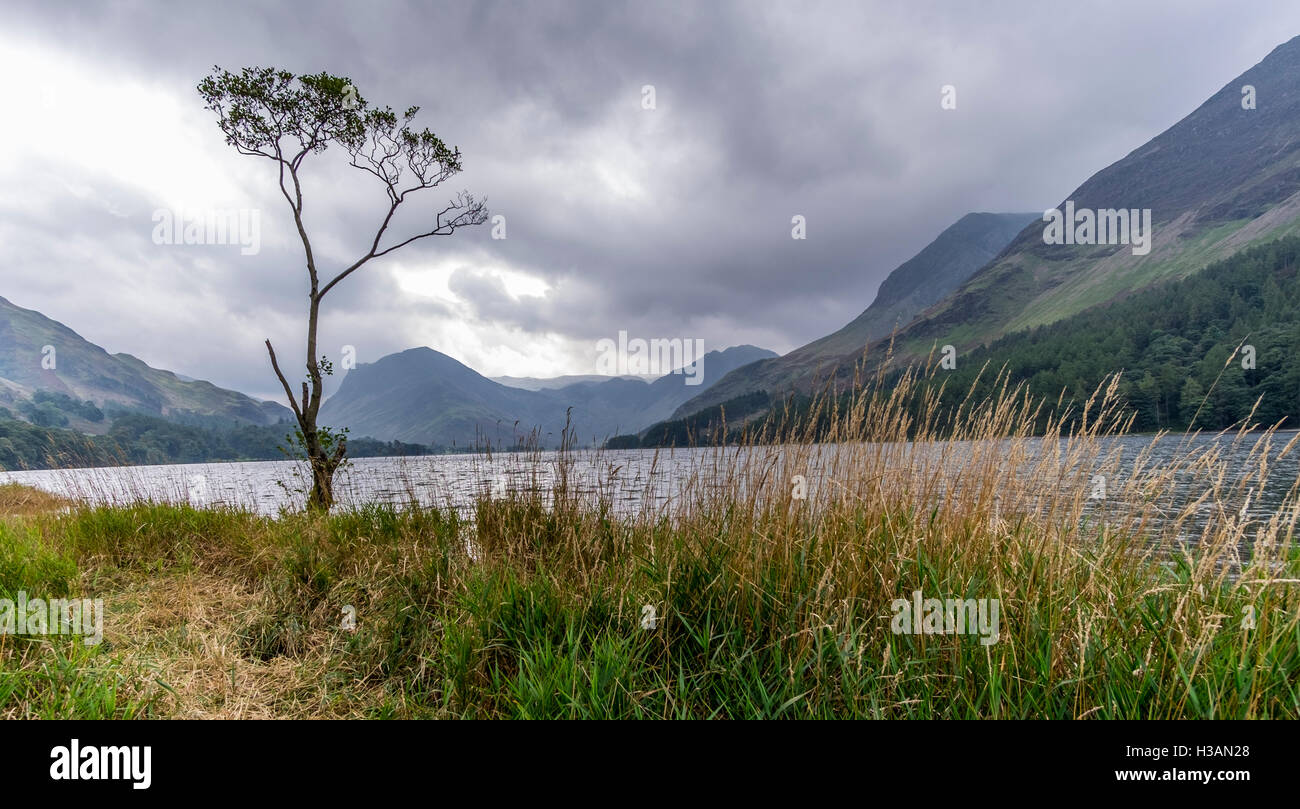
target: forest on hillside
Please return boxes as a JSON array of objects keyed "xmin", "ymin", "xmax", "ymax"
[
  {"xmin": 945, "ymin": 235, "xmax": 1300, "ymax": 433},
  {"xmin": 0, "ymin": 410, "xmax": 441, "ymax": 471}
]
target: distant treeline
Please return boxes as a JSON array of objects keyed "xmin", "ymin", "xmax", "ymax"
[
  {"xmin": 621, "ymin": 235, "xmax": 1300, "ymax": 448},
  {"xmin": 0, "ymin": 411, "xmax": 442, "ymax": 471}
]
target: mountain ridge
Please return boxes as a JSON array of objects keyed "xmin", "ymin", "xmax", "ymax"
[
  {"xmin": 886, "ymin": 33, "xmax": 1300, "ymax": 359},
  {"xmin": 0, "ymin": 295, "xmax": 291, "ymax": 427},
  {"xmin": 669, "ymin": 211, "xmax": 1038, "ymax": 417}
]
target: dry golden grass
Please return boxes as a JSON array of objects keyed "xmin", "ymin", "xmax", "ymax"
[
  {"xmin": 106, "ymin": 573, "xmax": 315, "ymax": 719},
  {"xmin": 0, "ymin": 482, "xmax": 72, "ymax": 517}
]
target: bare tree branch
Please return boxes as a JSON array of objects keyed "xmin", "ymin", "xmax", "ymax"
[
  {"xmin": 319, "ymin": 191, "xmax": 488, "ymax": 299},
  {"xmin": 265, "ymin": 339, "xmax": 305, "ymax": 425}
]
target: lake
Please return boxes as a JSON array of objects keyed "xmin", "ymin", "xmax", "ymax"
[{"xmin": 3, "ymin": 432, "xmax": 1297, "ymax": 543}]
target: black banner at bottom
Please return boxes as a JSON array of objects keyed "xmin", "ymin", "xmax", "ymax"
[{"xmin": 2, "ymin": 720, "xmax": 1288, "ymax": 798}]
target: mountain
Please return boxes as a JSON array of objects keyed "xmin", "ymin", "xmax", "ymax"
[
  {"xmin": 318, "ymin": 344, "xmax": 776, "ymax": 448},
  {"xmin": 799, "ymin": 212, "xmax": 1039, "ymax": 358},
  {"xmin": 675, "ymin": 34, "xmax": 1300, "ymax": 422},
  {"xmin": 878, "ymin": 34, "xmax": 1300, "ymax": 364},
  {"xmin": 670, "ymin": 211, "xmax": 1037, "ymax": 416},
  {"xmin": 0, "ymin": 295, "xmax": 290, "ymax": 428},
  {"xmin": 318, "ymin": 347, "xmax": 581, "ymax": 448}
]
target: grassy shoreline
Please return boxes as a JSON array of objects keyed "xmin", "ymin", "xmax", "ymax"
[{"xmin": 2, "ymin": 373, "xmax": 1298, "ymax": 719}]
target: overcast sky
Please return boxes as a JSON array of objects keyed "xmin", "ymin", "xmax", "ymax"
[{"xmin": 3, "ymin": 1, "xmax": 1298, "ymax": 402}]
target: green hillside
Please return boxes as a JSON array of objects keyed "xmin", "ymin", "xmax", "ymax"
[
  {"xmin": 925, "ymin": 235, "xmax": 1300, "ymax": 433},
  {"xmin": 0, "ymin": 296, "xmax": 290, "ymax": 426}
]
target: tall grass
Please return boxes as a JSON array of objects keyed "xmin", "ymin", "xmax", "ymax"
[{"xmin": 0, "ymin": 364, "xmax": 1297, "ymax": 718}]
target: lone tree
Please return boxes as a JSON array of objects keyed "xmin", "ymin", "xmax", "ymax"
[{"xmin": 198, "ymin": 67, "xmax": 487, "ymax": 510}]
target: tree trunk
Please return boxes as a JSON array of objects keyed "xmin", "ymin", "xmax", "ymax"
[
  {"xmin": 301, "ymin": 293, "xmax": 346, "ymax": 511},
  {"xmin": 305, "ymin": 430, "xmax": 344, "ymax": 511},
  {"xmin": 267, "ymin": 291, "xmax": 348, "ymax": 513}
]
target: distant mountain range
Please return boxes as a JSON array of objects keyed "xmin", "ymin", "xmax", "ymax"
[
  {"xmin": 490, "ymin": 373, "xmax": 657, "ymax": 390},
  {"xmin": 669, "ymin": 34, "xmax": 1300, "ymax": 426},
  {"xmin": 318, "ymin": 344, "xmax": 776, "ymax": 448},
  {"xmin": 0, "ymin": 290, "xmax": 774, "ymax": 454},
  {"xmin": 0, "ymin": 295, "xmax": 289, "ymax": 429}
]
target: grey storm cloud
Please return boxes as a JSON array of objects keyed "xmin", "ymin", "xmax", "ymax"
[{"xmin": 3, "ymin": 0, "xmax": 1300, "ymax": 403}]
